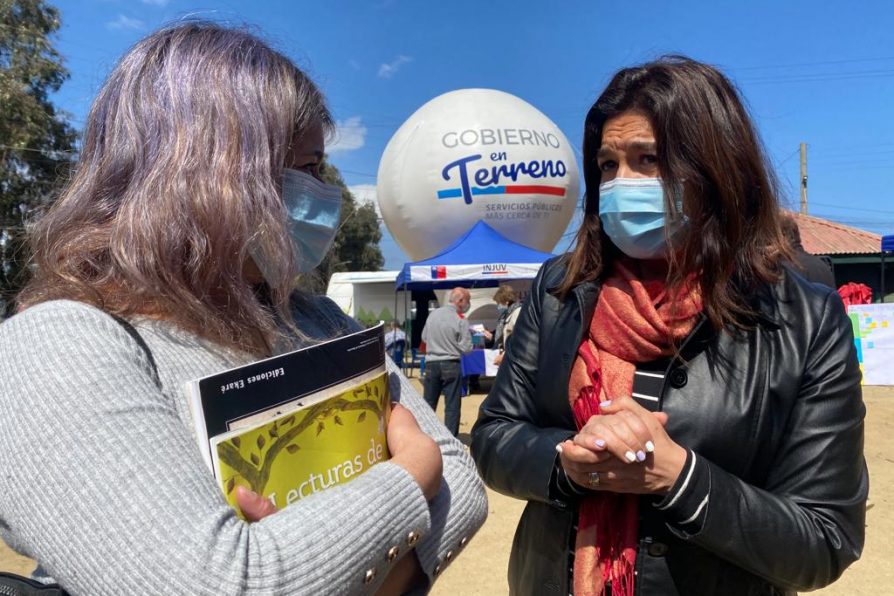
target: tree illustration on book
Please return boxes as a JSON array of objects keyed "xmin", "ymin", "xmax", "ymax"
[{"xmin": 214, "ymin": 373, "xmax": 391, "ymax": 511}]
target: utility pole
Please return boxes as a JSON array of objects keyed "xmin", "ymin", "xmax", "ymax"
[{"xmin": 799, "ymin": 142, "xmax": 808, "ymax": 214}]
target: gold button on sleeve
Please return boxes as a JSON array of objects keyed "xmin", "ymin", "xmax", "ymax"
[{"xmin": 363, "ymin": 568, "xmax": 377, "ymax": 584}]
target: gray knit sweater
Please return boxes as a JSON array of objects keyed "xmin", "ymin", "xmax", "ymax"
[{"xmin": 0, "ymin": 297, "xmax": 487, "ymax": 595}]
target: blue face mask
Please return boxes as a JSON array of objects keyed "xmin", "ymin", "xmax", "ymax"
[
  {"xmin": 252, "ymin": 168, "xmax": 343, "ymax": 283},
  {"xmin": 281, "ymin": 168, "xmax": 343, "ymax": 273},
  {"xmin": 598, "ymin": 177, "xmax": 685, "ymax": 260},
  {"xmin": 496, "ymin": 304, "xmax": 509, "ymax": 315}
]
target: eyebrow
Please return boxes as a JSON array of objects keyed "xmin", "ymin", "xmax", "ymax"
[{"xmin": 597, "ymin": 139, "xmax": 657, "ymax": 160}]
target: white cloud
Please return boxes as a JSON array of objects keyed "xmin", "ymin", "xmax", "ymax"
[
  {"xmin": 327, "ymin": 116, "xmax": 367, "ymax": 154},
  {"xmin": 377, "ymin": 55, "xmax": 412, "ymax": 79},
  {"xmin": 106, "ymin": 14, "xmax": 144, "ymax": 30},
  {"xmin": 349, "ymin": 184, "xmax": 381, "ymax": 218},
  {"xmin": 141, "ymin": 0, "xmax": 170, "ymax": 5}
]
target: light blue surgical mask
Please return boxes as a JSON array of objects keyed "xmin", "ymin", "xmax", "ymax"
[
  {"xmin": 252, "ymin": 168, "xmax": 343, "ymax": 283},
  {"xmin": 598, "ymin": 177, "xmax": 685, "ymax": 260},
  {"xmin": 496, "ymin": 304, "xmax": 509, "ymax": 315},
  {"xmin": 282, "ymin": 168, "xmax": 343, "ymax": 273}
]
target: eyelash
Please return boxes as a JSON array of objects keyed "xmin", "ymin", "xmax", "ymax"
[{"xmin": 597, "ymin": 155, "xmax": 657, "ymax": 171}]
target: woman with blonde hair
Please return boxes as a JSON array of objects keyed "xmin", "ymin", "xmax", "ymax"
[{"xmin": 0, "ymin": 22, "xmax": 486, "ymax": 595}]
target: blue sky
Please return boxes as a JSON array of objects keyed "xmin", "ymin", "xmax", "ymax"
[{"xmin": 49, "ymin": 0, "xmax": 894, "ymax": 269}]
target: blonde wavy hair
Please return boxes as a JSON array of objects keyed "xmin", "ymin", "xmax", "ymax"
[{"xmin": 18, "ymin": 22, "xmax": 332, "ymax": 355}]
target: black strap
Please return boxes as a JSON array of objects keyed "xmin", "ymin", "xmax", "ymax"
[
  {"xmin": 0, "ymin": 316, "xmax": 159, "ymax": 596},
  {"xmin": 0, "ymin": 571, "xmax": 69, "ymax": 595},
  {"xmin": 110, "ymin": 315, "xmax": 162, "ymax": 389}
]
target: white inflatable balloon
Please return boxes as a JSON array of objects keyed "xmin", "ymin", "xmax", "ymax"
[{"xmin": 377, "ymin": 89, "xmax": 580, "ymax": 261}]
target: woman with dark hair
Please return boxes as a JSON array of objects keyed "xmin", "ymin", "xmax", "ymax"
[
  {"xmin": 491, "ymin": 284, "xmax": 521, "ymax": 351},
  {"xmin": 490, "ymin": 284, "xmax": 521, "ymax": 366},
  {"xmin": 0, "ymin": 23, "xmax": 486, "ymax": 595},
  {"xmin": 471, "ymin": 57, "xmax": 866, "ymax": 596}
]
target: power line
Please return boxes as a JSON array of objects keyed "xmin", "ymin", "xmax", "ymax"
[
  {"xmin": 811, "ymin": 151, "xmax": 894, "ymax": 162},
  {"xmin": 727, "ymin": 55, "xmax": 894, "ymax": 72},
  {"xmin": 738, "ymin": 69, "xmax": 894, "ymax": 85},
  {"xmin": 809, "ymin": 212, "xmax": 894, "ymax": 224},
  {"xmin": 809, "ymin": 201, "xmax": 894, "ymax": 215},
  {"xmin": 809, "ymin": 142, "xmax": 894, "ymax": 154},
  {"xmin": 831, "ymin": 164, "xmax": 894, "ymax": 172},
  {"xmin": 812, "ymin": 156, "xmax": 894, "ymax": 166},
  {"xmin": 776, "ymin": 147, "xmax": 800, "ymax": 166}
]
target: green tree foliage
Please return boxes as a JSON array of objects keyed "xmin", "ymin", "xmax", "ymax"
[
  {"xmin": 0, "ymin": 0, "xmax": 76, "ymax": 314},
  {"xmin": 0, "ymin": 3, "xmax": 381, "ymax": 307},
  {"xmin": 307, "ymin": 158, "xmax": 383, "ymax": 292}
]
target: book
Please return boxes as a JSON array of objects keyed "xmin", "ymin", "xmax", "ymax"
[{"xmin": 185, "ymin": 324, "xmax": 391, "ymax": 515}]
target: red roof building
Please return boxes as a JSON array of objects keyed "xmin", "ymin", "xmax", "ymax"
[
  {"xmin": 790, "ymin": 212, "xmax": 882, "ymax": 255},
  {"xmin": 785, "ymin": 211, "xmax": 892, "ymax": 302}
]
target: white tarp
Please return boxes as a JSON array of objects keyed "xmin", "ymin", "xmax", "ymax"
[
  {"xmin": 848, "ymin": 304, "xmax": 894, "ymax": 386},
  {"xmin": 408, "ymin": 263, "xmax": 543, "ymax": 284}
]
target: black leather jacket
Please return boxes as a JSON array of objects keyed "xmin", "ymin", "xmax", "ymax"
[{"xmin": 471, "ymin": 257, "xmax": 867, "ymax": 596}]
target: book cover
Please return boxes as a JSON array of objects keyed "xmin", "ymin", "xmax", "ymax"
[{"xmin": 185, "ymin": 324, "xmax": 391, "ymax": 514}]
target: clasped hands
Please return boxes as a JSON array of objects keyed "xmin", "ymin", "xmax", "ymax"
[{"xmin": 557, "ymin": 395, "xmax": 687, "ymax": 496}]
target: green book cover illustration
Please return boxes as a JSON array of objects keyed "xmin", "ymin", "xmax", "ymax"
[
  {"xmin": 212, "ymin": 372, "xmax": 390, "ymax": 512},
  {"xmin": 185, "ymin": 324, "xmax": 389, "ymax": 517}
]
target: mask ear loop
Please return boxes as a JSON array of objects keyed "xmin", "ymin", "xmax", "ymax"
[
  {"xmin": 662, "ymin": 180, "xmax": 690, "ymax": 324},
  {"xmin": 664, "ymin": 180, "xmax": 688, "ymax": 223}
]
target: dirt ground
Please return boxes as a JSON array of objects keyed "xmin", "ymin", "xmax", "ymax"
[
  {"xmin": 2, "ymin": 384, "xmax": 892, "ymax": 595},
  {"xmin": 430, "ymin": 384, "xmax": 894, "ymax": 596}
]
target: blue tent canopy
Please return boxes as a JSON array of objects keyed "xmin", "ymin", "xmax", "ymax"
[
  {"xmin": 883, "ymin": 234, "xmax": 894, "ymax": 252},
  {"xmin": 396, "ymin": 220, "xmax": 557, "ymax": 291}
]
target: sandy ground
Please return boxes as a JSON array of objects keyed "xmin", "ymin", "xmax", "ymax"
[
  {"xmin": 2, "ymin": 383, "xmax": 891, "ymax": 595},
  {"xmin": 430, "ymin": 384, "xmax": 894, "ymax": 596}
]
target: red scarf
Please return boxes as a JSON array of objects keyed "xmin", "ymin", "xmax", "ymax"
[{"xmin": 567, "ymin": 261, "xmax": 701, "ymax": 596}]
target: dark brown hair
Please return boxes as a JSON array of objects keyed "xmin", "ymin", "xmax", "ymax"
[
  {"xmin": 779, "ymin": 213, "xmax": 803, "ymax": 249},
  {"xmin": 492, "ymin": 284, "xmax": 518, "ymax": 305},
  {"xmin": 17, "ymin": 22, "xmax": 332, "ymax": 355},
  {"xmin": 558, "ymin": 56, "xmax": 791, "ymax": 331}
]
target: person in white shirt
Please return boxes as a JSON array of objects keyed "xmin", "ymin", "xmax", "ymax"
[{"xmin": 384, "ymin": 320, "xmax": 407, "ymax": 351}]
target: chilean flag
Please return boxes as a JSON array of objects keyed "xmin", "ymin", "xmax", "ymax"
[
  {"xmin": 460, "ymin": 349, "xmax": 501, "ymax": 379},
  {"xmin": 430, "ymin": 265, "xmax": 447, "ymax": 279}
]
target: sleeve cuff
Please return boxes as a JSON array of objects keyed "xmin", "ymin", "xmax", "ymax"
[
  {"xmin": 548, "ymin": 451, "xmax": 594, "ymax": 505},
  {"xmin": 653, "ymin": 449, "xmax": 711, "ymax": 537}
]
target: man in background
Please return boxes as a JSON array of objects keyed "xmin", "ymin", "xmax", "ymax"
[{"xmin": 421, "ymin": 287, "xmax": 472, "ymax": 436}]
